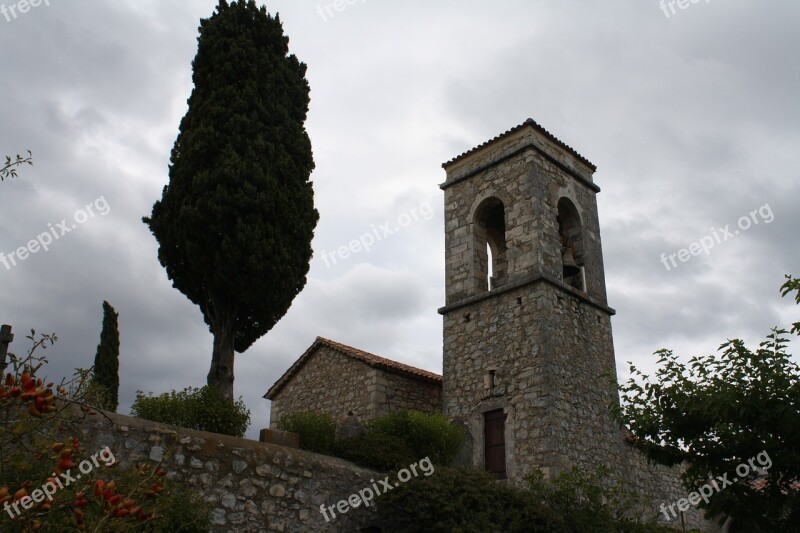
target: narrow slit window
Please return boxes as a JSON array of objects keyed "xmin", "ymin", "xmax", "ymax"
[{"xmin": 487, "ymin": 243, "xmax": 494, "ymax": 289}]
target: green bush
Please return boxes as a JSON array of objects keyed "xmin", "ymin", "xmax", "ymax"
[
  {"xmin": 141, "ymin": 479, "xmax": 212, "ymax": 532},
  {"xmin": 276, "ymin": 411, "xmax": 335, "ymax": 454},
  {"xmin": 366, "ymin": 410, "xmax": 463, "ymax": 466},
  {"xmin": 526, "ymin": 467, "xmax": 678, "ymax": 532},
  {"xmin": 270, "ymin": 409, "xmax": 463, "ymax": 470},
  {"xmin": 131, "ymin": 385, "xmax": 250, "ymax": 437},
  {"xmin": 328, "ymin": 410, "xmax": 463, "ymax": 471},
  {"xmin": 378, "ymin": 466, "xmax": 685, "ymax": 533},
  {"xmin": 334, "ymin": 431, "xmax": 417, "ymax": 471},
  {"xmin": 378, "ymin": 467, "xmax": 563, "ymax": 532}
]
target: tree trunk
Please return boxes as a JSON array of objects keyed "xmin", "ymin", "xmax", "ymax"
[{"xmin": 207, "ymin": 310, "xmax": 235, "ymax": 401}]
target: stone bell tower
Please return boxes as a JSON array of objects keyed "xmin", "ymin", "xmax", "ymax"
[{"xmin": 439, "ymin": 118, "xmax": 622, "ymax": 483}]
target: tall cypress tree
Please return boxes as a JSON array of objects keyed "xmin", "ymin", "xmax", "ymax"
[
  {"xmin": 143, "ymin": 1, "xmax": 318, "ymax": 400},
  {"xmin": 93, "ymin": 301, "xmax": 120, "ymax": 411}
]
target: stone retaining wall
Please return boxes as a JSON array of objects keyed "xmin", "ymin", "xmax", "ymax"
[{"xmin": 76, "ymin": 411, "xmax": 381, "ymax": 532}]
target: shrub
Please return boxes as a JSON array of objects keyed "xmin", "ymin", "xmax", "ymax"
[
  {"xmin": 379, "ymin": 466, "xmax": 685, "ymax": 533},
  {"xmin": 140, "ymin": 479, "xmax": 212, "ymax": 532},
  {"xmin": 366, "ymin": 410, "xmax": 463, "ymax": 466},
  {"xmin": 276, "ymin": 411, "xmax": 335, "ymax": 454},
  {"xmin": 83, "ymin": 377, "xmax": 117, "ymax": 411},
  {"xmin": 131, "ymin": 385, "xmax": 250, "ymax": 437},
  {"xmin": 526, "ymin": 467, "xmax": 690, "ymax": 532},
  {"xmin": 334, "ymin": 431, "xmax": 417, "ymax": 471},
  {"xmin": 0, "ymin": 331, "xmax": 210, "ymax": 532},
  {"xmin": 329, "ymin": 410, "xmax": 463, "ymax": 471},
  {"xmin": 377, "ymin": 467, "xmax": 564, "ymax": 532}
]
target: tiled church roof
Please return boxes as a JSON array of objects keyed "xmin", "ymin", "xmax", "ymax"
[{"xmin": 264, "ymin": 337, "xmax": 441, "ymax": 399}]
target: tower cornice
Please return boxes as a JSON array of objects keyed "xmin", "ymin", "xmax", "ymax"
[
  {"xmin": 437, "ymin": 271, "xmax": 616, "ymax": 316},
  {"xmin": 440, "ymin": 118, "xmax": 597, "ymax": 191}
]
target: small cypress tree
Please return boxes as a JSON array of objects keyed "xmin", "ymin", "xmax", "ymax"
[{"xmin": 92, "ymin": 301, "xmax": 120, "ymax": 411}]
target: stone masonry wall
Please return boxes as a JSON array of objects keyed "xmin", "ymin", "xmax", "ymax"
[
  {"xmin": 269, "ymin": 346, "xmax": 372, "ymax": 428},
  {"xmin": 69, "ymin": 409, "xmax": 710, "ymax": 533},
  {"xmin": 443, "ymin": 281, "xmax": 626, "ymax": 483},
  {"xmin": 441, "ymin": 282, "xmax": 712, "ymax": 528},
  {"xmin": 370, "ymin": 367, "xmax": 442, "ymax": 419},
  {"xmin": 270, "ymin": 345, "xmax": 442, "ymax": 429},
  {"xmin": 76, "ymin": 411, "xmax": 381, "ymax": 532},
  {"xmin": 621, "ymin": 441, "xmax": 713, "ymax": 531}
]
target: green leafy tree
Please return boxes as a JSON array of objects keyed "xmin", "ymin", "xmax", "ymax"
[
  {"xmin": 783, "ymin": 274, "xmax": 800, "ymax": 334},
  {"xmin": 92, "ymin": 301, "xmax": 120, "ymax": 411},
  {"xmin": 616, "ymin": 275, "xmax": 800, "ymax": 530},
  {"xmin": 143, "ymin": 0, "xmax": 317, "ymax": 400},
  {"xmin": 1, "ymin": 151, "xmax": 32, "ymax": 181}
]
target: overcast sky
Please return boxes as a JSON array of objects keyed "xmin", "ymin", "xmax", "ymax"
[{"xmin": 1, "ymin": 0, "xmax": 797, "ymax": 438}]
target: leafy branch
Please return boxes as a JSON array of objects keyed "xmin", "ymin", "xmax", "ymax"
[{"xmin": 1, "ymin": 151, "xmax": 33, "ymax": 181}]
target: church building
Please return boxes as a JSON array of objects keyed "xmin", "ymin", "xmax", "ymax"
[{"xmin": 266, "ymin": 118, "xmax": 711, "ymax": 529}]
